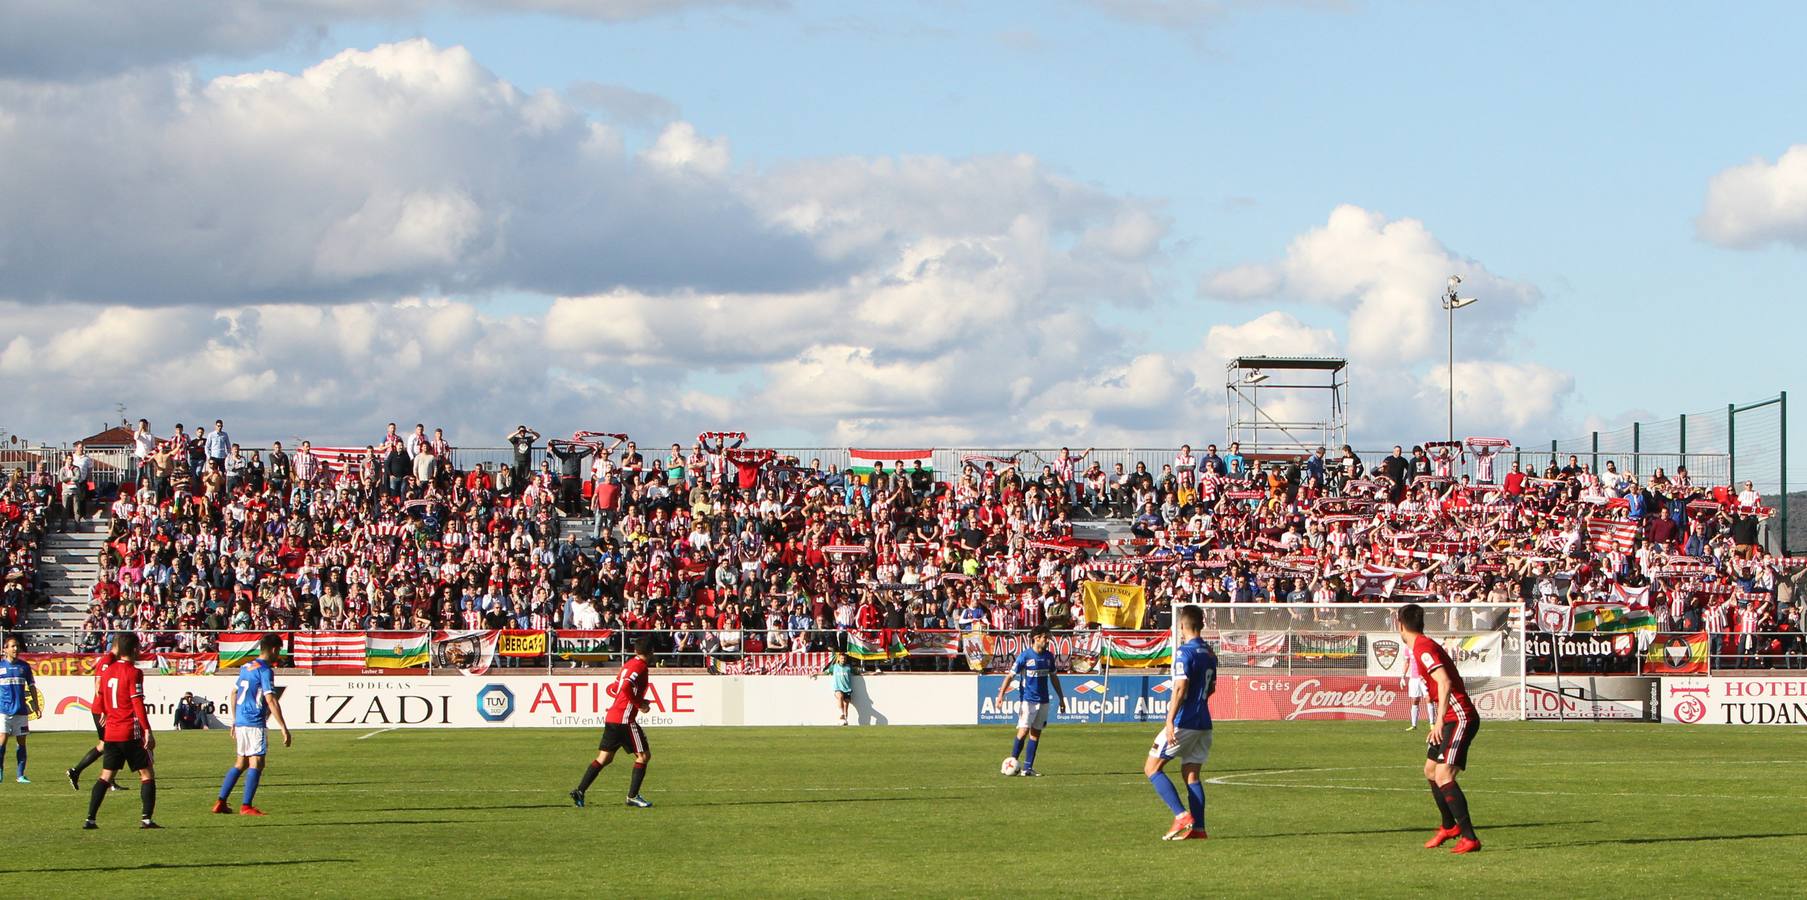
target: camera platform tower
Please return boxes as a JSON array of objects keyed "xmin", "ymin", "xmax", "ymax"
[{"xmin": 1224, "ymin": 355, "xmax": 1348, "ymax": 455}]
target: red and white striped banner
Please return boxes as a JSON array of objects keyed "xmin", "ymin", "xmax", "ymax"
[
  {"xmin": 821, "ymin": 544, "xmax": 869, "ymax": 556},
  {"xmin": 1464, "ymin": 436, "xmax": 1512, "ymax": 448},
  {"xmin": 848, "ymin": 448, "xmax": 933, "ymax": 463},
  {"xmin": 308, "ymin": 446, "xmax": 370, "ymax": 473},
  {"xmin": 293, "ymin": 632, "xmax": 367, "ymax": 669},
  {"xmin": 1585, "ymin": 518, "xmax": 1639, "ymax": 553}
]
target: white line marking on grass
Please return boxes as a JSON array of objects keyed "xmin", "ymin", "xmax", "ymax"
[
  {"xmin": 1204, "ymin": 764, "xmax": 1807, "ymax": 801},
  {"xmin": 266, "ymin": 779, "xmax": 1153, "ymax": 795},
  {"xmin": 356, "ymin": 728, "xmax": 400, "ymax": 740}
]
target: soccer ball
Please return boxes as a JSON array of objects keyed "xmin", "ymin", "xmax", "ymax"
[{"xmin": 1000, "ymin": 756, "xmax": 1019, "ymax": 776}]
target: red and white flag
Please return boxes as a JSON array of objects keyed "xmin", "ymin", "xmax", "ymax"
[
  {"xmin": 1537, "ymin": 602, "xmax": 1573, "ymax": 633},
  {"xmin": 292, "ymin": 632, "xmax": 367, "ymax": 669},
  {"xmin": 1585, "ymin": 518, "xmax": 1639, "ymax": 553},
  {"xmin": 307, "ymin": 446, "xmax": 370, "ymax": 474},
  {"xmin": 1611, "ymin": 583, "xmax": 1652, "ymax": 610}
]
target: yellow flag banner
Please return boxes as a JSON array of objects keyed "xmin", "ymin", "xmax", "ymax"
[
  {"xmin": 497, "ymin": 630, "xmax": 548, "ymax": 658},
  {"xmin": 1080, "ymin": 581, "xmax": 1147, "ymax": 629}
]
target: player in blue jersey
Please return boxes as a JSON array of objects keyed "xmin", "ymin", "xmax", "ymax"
[
  {"xmin": 212, "ymin": 634, "xmax": 291, "ymax": 816},
  {"xmin": 994, "ymin": 626, "xmax": 1064, "ymax": 777},
  {"xmin": 1, "ymin": 635, "xmax": 41, "ymax": 783},
  {"xmin": 1146, "ymin": 606, "xmax": 1216, "ymax": 840}
]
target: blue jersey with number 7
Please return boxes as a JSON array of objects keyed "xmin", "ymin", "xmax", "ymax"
[
  {"xmin": 1171, "ymin": 638, "xmax": 1217, "ymax": 731},
  {"xmin": 234, "ymin": 659, "xmax": 276, "ymax": 728}
]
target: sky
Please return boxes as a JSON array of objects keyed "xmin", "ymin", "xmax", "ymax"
[{"xmin": 0, "ymin": 0, "xmax": 1800, "ymax": 485}]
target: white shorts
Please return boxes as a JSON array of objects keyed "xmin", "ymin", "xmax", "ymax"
[
  {"xmin": 1017, "ymin": 701, "xmax": 1051, "ymax": 731},
  {"xmin": 1, "ymin": 714, "xmax": 28, "ymax": 737},
  {"xmin": 1149, "ymin": 727, "xmax": 1213, "ymax": 766},
  {"xmin": 1407, "ymin": 676, "xmax": 1428, "ymax": 699},
  {"xmin": 234, "ymin": 726, "xmax": 268, "ymax": 758}
]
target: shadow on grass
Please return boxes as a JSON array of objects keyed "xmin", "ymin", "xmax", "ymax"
[
  {"xmin": 714, "ymin": 795, "xmax": 965, "ymax": 808},
  {"xmin": 2, "ymin": 858, "xmax": 353, "ymax": 874},
  {"xmin": 364, "ymin": 803, "xmax": 569, "ymax": 813},
  {"xmin": 1217, "ymin": 820, "xmax": 1603, "ymax": 840},
  {"xmin": 1503, "ymin": 832, "xmax": 1807, "ymax": 851},
  {"xmin": 1043, "ymin": 768, "xmax": 1271, "ymax": 777},
  {"xmin": 189, "ymin": 818, "xmax": 461, "ymax": 828}
]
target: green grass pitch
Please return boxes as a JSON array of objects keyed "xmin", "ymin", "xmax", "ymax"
[{"xmin": 1, "ymin": 722, "xmax": 1801, "ymax": 897}]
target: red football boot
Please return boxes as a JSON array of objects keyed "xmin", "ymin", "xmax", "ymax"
[
  {"xmin": 210, "ymin": 799, "xmax": 232, "ymax": 815},
  {"xmin": 1423, "ymin": 826, "xmax": 1460, "ymax": 849},
  {"xmin": 1161, "ymin": 813, "xmax": 1194, "ymax": 841},
  {"xmin": 1450, "ymin": 837, "xmax": 1482, "ymax": 854},
  {"xmin": 239, "ymin": 805, "xmax": 267, "ymax": 817}
]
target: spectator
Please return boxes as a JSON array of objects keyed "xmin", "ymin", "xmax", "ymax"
[{"xmin": 173, "ymin": 692, "xmax": 210, "ymax": 730}]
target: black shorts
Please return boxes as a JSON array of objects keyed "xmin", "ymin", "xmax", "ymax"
[
  {"xmin": 835, "ymin": 690, "xmax": 852, "ymax": 701},
  {"xmin": 92, "ymin": 713, "xmax": 105, "ymax": 741},
  {"xmin": 599, "ymin": 721, "xmax": 648, "ymax": 754},
  {"xmin": 101, "ymin": 740, "xmax": 152, "ymax": 773},
  {"xmin": 1428, "ymin": 715, "xmax": 1479, "ymax": 770}
]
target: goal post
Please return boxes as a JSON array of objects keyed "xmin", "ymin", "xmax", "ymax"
[{"xmin": 1170, "ymin": 602, "xmax": 1527, "ymax": 722}]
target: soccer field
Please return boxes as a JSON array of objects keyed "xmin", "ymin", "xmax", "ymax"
[{"xmin": 2, "ymin": 722, "xmax": 1802, "ymax": 897}]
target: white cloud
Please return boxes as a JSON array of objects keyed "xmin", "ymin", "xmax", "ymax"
[
  {"xmin": 0, "ymin": 0, "xmax": 782, "ymax": 79},
  {"xmin": 1200, "ymin": 310, "xmax": 1338, "ymax": 361},
  {"xmin": 567, "ymin": 81, "xmax": 682, "ymax": 127},
  {"xmin": 0, "ymin": 39, "xmax": 1185, "ymax": 448},
  {"xmin": 1077, "ymin": 0, "xmax": 1343, "ymax": 38},
  {"xmin": 1697, "ymin": 145, "xmax": 1807, "ymax": 249},
  {"xmin": 641, "ymin": 121, "xmax": 732, "ymax": 176},
  {"xmin": 1414, "ymin": 361, "xmax": 1575, "ymax": 435},
  {"xmin": 0, "ymin": 40, "xmax": 832, "ymax": 306},
  {"xmin": 1199, "ymin": 204, "xmax": 1540, "ymax": 367}
]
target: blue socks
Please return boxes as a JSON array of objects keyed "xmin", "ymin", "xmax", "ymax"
[
  {"xmin": 1187, "ymin": 782, "xmax": 1206, "ymax": 829},
  {"xmin": 219, "ymin": 767, "xmax": 242, "ymax": 802},
  {"xmin": 14, "ymin": 744, "xmax": 24, "ymax": 778},
  {"xmin": 1010, "ymin": 736, "xmax": 1024, "ymax": 760},
  {"xmin": 242, "ymin": 768, "xmax": 262, "ymax": 806},
  {"xmin": 1149, "ymin": 773, "xmax": 1185, "ymax": 815},
  {"xmin": 1023, "ymin": 738, "xmax": 1039, "ymax": 768}
]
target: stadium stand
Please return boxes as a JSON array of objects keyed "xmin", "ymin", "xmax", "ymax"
[{"xmin": 4, "ymin": 426, "xmax": 1801, "ymax": 668}]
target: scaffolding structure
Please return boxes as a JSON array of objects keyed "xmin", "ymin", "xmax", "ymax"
[{"xmin": 1224, "ymin": 355, "xmax": 1348, "ymax": 455}]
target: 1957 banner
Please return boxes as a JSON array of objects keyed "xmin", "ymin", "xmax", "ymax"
[{"xmin": 1366, "ymin": 632, "xmax": 1504, "ymax": 678}]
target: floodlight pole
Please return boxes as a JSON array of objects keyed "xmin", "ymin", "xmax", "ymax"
[
  {"xmin": 1447, "ymin": 296, "xmax": 1455, "ymax": 444},
  {"xmin": 1440, "ymin": 278, "xmax": 1478, "ymax": 444}
]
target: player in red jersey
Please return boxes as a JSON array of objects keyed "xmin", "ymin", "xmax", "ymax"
[
  {"xmin": 66, "ymin": 649, "xmax": 126, "ymax": 792},
  {"xmin": 85, "ymin": 634, "xmax": 160, "ymax": 829},
  {"xmin": 570, "ymin": 637, "xmax": 656, "ymax": 809},
  {"xmin": 1396, "ymin": 603, "xmax": 1481, "ymax": 854}
]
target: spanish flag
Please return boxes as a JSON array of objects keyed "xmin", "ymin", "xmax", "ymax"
[{"xmin": 1080, "ymin": 580, "xmax": 1147, "ymax": 629}]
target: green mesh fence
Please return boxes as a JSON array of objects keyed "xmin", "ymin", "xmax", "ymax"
[{"xmin": 1534, "ymin": 393, "xmax": 1788, "ymax": 554}]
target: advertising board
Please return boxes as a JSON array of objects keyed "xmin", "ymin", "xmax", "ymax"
[
  {"xmin": 1366, "ymin": 633, "xmax": 1504, "ymax": 678},
  {"xmin": 28, "ymin": 674, "xmax": 973, "ymax": 730},
  {"xmin": 1659, "ymin": 677, "xmax": 1807, "ymax": 725}
]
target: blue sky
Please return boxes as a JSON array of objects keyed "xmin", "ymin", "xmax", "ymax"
[
  {"xmin": 2, "ymin": 1, "xmax": 1799, "ymax": 486},
  {"xmin": 256, "ymin": 0, "xmax": 1804, "ymax": 401}
]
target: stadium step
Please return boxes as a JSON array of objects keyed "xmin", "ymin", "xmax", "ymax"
[{"xmin": 30, "ymin": 527, "xmax": 111, "ymax": 651}]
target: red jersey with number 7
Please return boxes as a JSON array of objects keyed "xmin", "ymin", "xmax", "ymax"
[
  {"xmin": 1409, "ymin": 634, "xmax": 1477, "ymax": 724},
  {"xmin": 606, "ymin": 657, "xmax": 649, "ymax": 725},
  {"xmin": 94, "ymin": 660, "xmax": 152, "ymax": 742}
]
